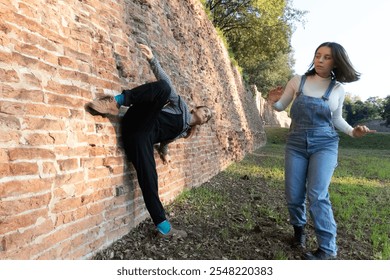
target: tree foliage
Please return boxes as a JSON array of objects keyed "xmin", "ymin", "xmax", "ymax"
[
  {"xmin": 201, "ymin": 0, "xmax": 307, "ymax": 95},
  {"xmin": 200, "ymin": 1, "xmax": 390, "ymax": 119},
  {"xmin": 343, "ymin": 95, "xmax": 389, "ymax": 126},
  {"xmin": 382, "ymin": 96, "xmax": 390, "ymax": 126}
]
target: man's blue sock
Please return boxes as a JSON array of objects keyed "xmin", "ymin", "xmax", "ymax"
[
  {"xmin": 114, "ymin": 94, "xmax": 125, "ymax": 106},
  {"xmin": 157, "ymin": 220, "xmax": 171, "ymax": 234}
]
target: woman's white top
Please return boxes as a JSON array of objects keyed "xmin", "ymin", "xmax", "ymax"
[{"xmin": 273, "ymin": 74, "xmax": 354, "ymax": 136}]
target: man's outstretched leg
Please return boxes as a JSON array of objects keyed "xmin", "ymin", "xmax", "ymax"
[{"xmin": 86, "ymin": 80, "xmax": 171, "ymax": 117}]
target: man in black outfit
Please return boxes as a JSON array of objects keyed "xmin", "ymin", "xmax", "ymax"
[{"xmin": 87, "ymin": 44, "xmax": 212, "ymax": 238}]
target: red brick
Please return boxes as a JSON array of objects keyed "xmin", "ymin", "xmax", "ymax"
[
  {"xmin": 25, "ymin": 23, "xmax": 60, "ymax": 50},
  {"xmin": 26, "ymin": 104, "xmax": 70, "ymax": 118},
  {"xmin": 22, "ymin": 72, "xmax": 42, "ymax": 88},
  {"xmin": 0, "ymin": 149, "xmax": 8, "ymax": 162},
  {"xmin": 54, "ymin": 147, "xmax": 89, "ymax": 160},
  {"xmin": 70, "ymin": 109, "xmax": 86, "ymax": 119},
  {"xmin": 110, "ymin": 165, "xmax": 125, "ymax": 175},
  {"xmin": 2, "ymin": 219, "xmax": 54, "ymax": 253},
  {"xmin": 0, "ymin": 68, "xmax": 19, "ymax": 82},
  {"xmin": 9, "ymin": 148, "xmax": 55, "ymax": 161},
  {"xmin": 85, "ymin": 177, "xmax": 112, "ymax": 190},
  {"xmin": 54, "ymin": 171, "xmax": 84, "ymax": 188},
  {"xmin": 88, "ymin": 146, "xmax": 110, "ymax": 157},
  {"xmin": 46, "ymin": 92, "xmax": 83, "ymax": 107},
  {"xmin": 86, "ymin": 202, "xmax": 106, "ymax": 216},
  {"xmin": 0, "ymin": 208, "xmax": 48, "ymax": 235},
  {"xmin": 0, "ymin": 131, "xmax": 20, "ymax": 145},
  {"xmin": 80, "ymin": 157, "xmax": 103, "ymax": 168},
  {"xmin": 87, "ymin": 166, "xmax": 110, "ymax": 180},
  {"xmin": 17, "ymin": 2, "xmax": 38, "ymax": 19},
  {"xmin": 9, "ymin": 162, "xmax": 38, "ymax": 176},
  {"xmin": 0, "ymin": 86, "xmax": 44, "ymax": 102},
  {"xmin": 54, "ymin": 206, "xmax": 89, "ymax": 227},
  {"xmin": 0, "ymin": 114, "xmax": 20, "ymax": 130},
  {"xmin": 41, "ymin": 161, "xmax": 57, "ymax": 176},
  {"xmin": 57, "ymin": 158, "xmax": 79, "ymax": 171},
  {"xmin": 0, "ymin": 246, "xmax": 35, "ymax": 260},
  {"xmin": 46, "ymin": 80, "xmax": 91, "ymax": 99},
  {"xmin": 0, "ymin": 178, "xmax": 51, "ymax": 198},
  {"xmin": 11, "ymin": 52, "xmax": 58, "ymax": 73},
  {"xmin": 52, "ymin": 196, "xmax": 83, "ymax": 213},
  {"xmin": 24, "ymin": 132, "xmax": 55, "ymax": 146},
  {"xmin": 0, "ymin": 163, "xmax": 10, "ymax": 177},
  {"xmin": 58, "ymin": 56, "xmax": 77, "ymax": 69},
  {"xmin": 0, "ymin": 193, "xmax": 51, "ymax": 216},
  {"xmin": 24, "ymin": 117, "xmax": 65, "ymax": 131},
  {"xmin": 16, "ymin": 43, "xmax": 58, "ymax": 65}
]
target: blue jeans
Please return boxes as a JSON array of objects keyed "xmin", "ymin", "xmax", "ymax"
[{"xmin": 285, "ymin": 128, "xmax": 339, "ymax": 255}]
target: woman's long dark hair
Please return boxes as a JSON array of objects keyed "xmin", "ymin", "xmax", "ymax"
[{"xmin": 305, "ymin": 42, "xmax": 360, "ymax": 83}]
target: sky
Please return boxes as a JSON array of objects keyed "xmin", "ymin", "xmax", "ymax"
[{"xmin": 290, "ymin": 0, "xmax": 390, "ymax": 101}]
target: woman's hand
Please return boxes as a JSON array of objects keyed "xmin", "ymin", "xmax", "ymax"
[
  {"xmin": 267, "ymin": 86, "xmax": 284, "ymax": 104},
  {"xmin": 352, "ymin": 125, "xmax": 376, "ymax": 137},
  {"xmin": 138, "ymin": 44, "xmax": 154, "ymax": 60}
]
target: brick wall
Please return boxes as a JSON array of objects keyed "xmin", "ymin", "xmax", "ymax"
[{"xmin": 0, "ymin": 0, "xmax": 266, "ymax": 259}]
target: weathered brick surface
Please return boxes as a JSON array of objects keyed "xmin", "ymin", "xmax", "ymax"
[{"xmin": 0, "ymin": 0, "xmax": 265, "ymax": 259}]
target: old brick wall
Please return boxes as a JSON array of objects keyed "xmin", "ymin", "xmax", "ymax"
[{"xmin": 0, "ymin": 0, "xmax": 266, "ymax": 259}]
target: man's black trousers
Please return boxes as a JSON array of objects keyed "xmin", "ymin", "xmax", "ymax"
[{"xmin": 120, "ymin": 80, "xmax": 183, "ymax": 226}]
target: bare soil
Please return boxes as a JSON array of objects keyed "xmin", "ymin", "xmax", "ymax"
[{"xmin": 93, "ymin": 153, "xmax": 373, "ymax": 260}]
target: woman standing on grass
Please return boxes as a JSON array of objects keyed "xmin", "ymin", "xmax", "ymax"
[{"xmin": 268, "ymin": 42, "xmax": 375, "ymax": 260}]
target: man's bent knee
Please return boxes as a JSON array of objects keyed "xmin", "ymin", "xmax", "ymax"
[{"xmin": 156, "ymin": 80, "xmax": 171, "ymax": 95}]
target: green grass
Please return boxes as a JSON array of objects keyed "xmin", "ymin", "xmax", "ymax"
[
  {"xmin": 264, "ymin": 127, "xmax": 390, "ymax": 259},
  {"xmin": 338, "ymin": 131, "xmax": 390, "ymax": 150},
  {"xmin": 175, "ymin": 187, "xmax": 229, "ymax": 220}
]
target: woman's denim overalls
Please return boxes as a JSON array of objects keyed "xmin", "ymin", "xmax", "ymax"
[{"xmin": 285, "ymin": 75, "xmax": 339, "ymax": 256}]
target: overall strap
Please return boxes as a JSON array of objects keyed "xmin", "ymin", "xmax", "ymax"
[
  {"xmin": 322, "ymin": 79, "xmax": 336, "ymax": 101},
  {"xmin": 297, "ymin": 75, "xmax": 307, "ymax": 95}
]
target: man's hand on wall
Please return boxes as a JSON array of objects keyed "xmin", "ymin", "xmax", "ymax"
[
  {"xmin": 139, "ymin": 44, "xmax": 154, "ymax": 60},
  {"xmin": 154, "ymin": 144, "xmax": 171, "ymax": 165}
]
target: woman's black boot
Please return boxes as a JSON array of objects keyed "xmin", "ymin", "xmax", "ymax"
[{"xmin": 292, "ymin": 226, "xmax": 306, "ymax": 249}]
